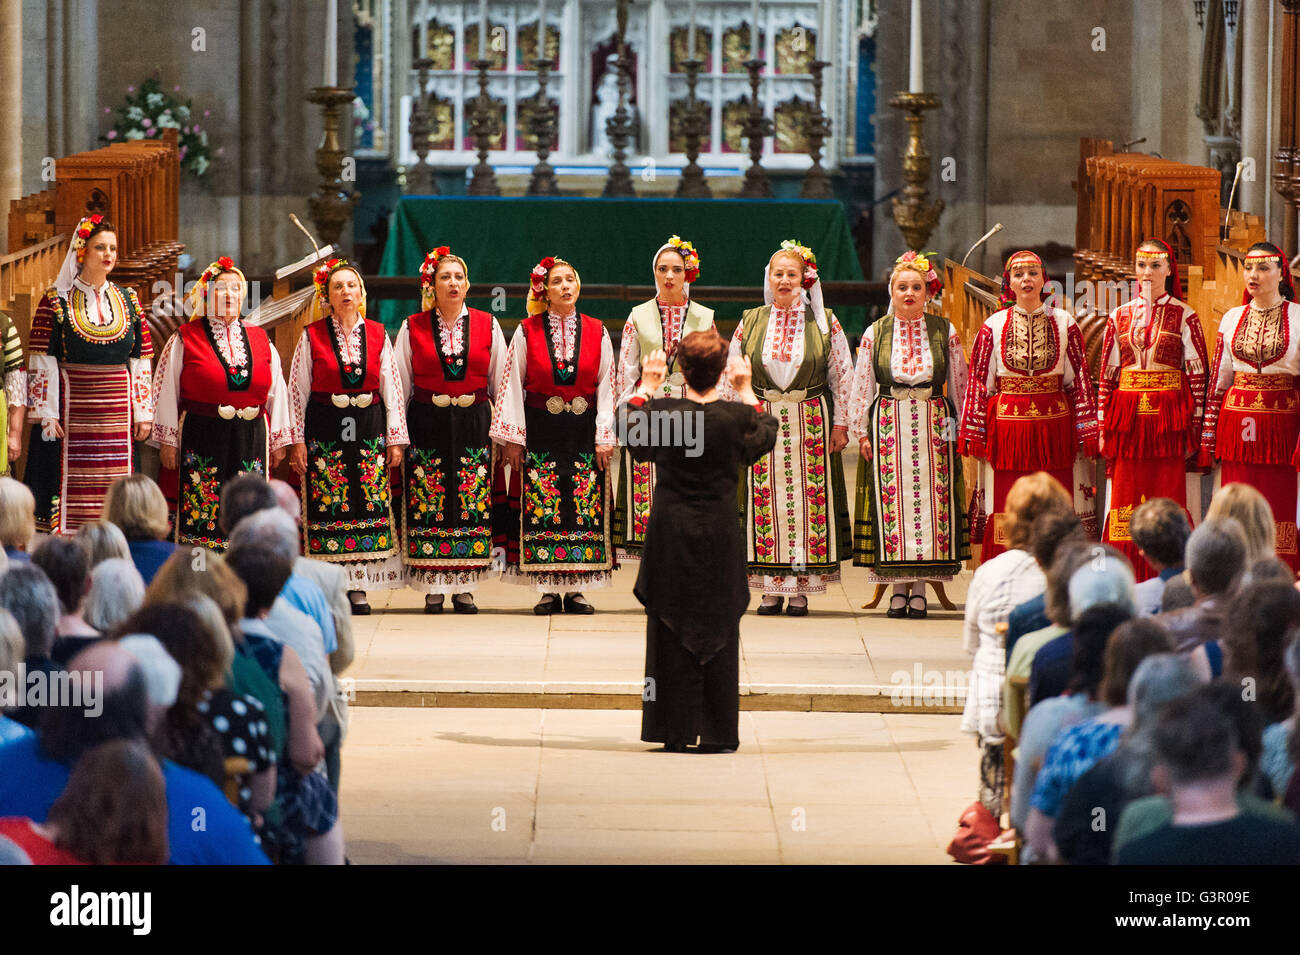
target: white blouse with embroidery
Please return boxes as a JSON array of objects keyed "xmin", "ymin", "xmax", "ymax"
[
  {"xmin": 489, "ymin": 310, "xmax": 616, "ymax": 447},
  {"xmin": 284, "ymin": 318, "xmax": 409, "ymax": 449},
  {"xmin": 392, "ymin": 306, "xmax": 509, "ymax": 407},
  {"xmin": 614, "ymin": 301, "xmax": 688, "ymax": 403},
  {"xmin": 848, "ymin": 315, "xmax": 969, "ymax": 440}
]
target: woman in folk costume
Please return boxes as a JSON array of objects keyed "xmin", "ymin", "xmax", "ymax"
[
  {"xmin": 727, "ymin": 240, "xmax": 853, "ymax": 617},
  {"xmin": 393, "ymin": 246, "xmax": 507, "ymax": 614},
  {"xmin": 957, "ymin": 250, "xmax": 1099, "ymax": 561},
  {"xmin": 1097, "ymin": 239, "xmax": 1209, "ymax": 580},
  {"xmin": 613, "ymin": 236, "xmax": 715, "ymax": 558},
  {"xmin": 23, "ymin": 215, "xmax": 154, "ymax": 534},
  {"xmin": 490, "ymin": 256, "xmax": 617, "ymax": 615},
  {"xmin": 1, "ymin": 308, "xmax": 24, "ymax": 475},
  {"xmin": 849, "ymin": 251, "xmax": 969, "ymax": 620},
  {"xmin": 286, "ymin": 259, "xmax": 408, "ymax": 614},
  {"xmin": 1201, "ymin": 242, "xmax": 1300, "ymax": 572},
  {"xmin": 151, "ymin": 257, "xmax": 291, "ymax": 549}
]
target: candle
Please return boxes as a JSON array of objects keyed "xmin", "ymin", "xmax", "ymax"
[
  {"xmin": 751, "ymin": 0, "xmax": 760, "ymax": 58},
  {"xmin": 537, "ymin": 0, "xmax": 546, "ymax": 62},
  {"xmin": 908, "ymin": 0, "xmax": 923, "ymax": 93},
  {"xmin": 688, "ymin": 0, "xmax": 697, "ymax": 59},
  {"xmin": 478, "ymin": 0, "xmax": 487, "ymax": 59},
  {"xmin": 325, "ymin": 0, "xmax": 338, "ymax": 87}
]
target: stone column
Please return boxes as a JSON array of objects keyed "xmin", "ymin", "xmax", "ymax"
[
  {"xmin": 0, "ymin": 0, "xmax": 22, "ymax": 251},
  {"xmin": 1276, "ymin": 0, "xmax": 1300, "ymax": 255}
]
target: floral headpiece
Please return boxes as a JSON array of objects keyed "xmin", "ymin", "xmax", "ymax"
[
  {"xmin": 998, "ymin": 249, "xmax": 1051, "ymax": 309},
  {"xmin": 776, "ymin": 240, "xmax": 818, "ymax": 289},
  {"xmin": 526, "ymin": 255, "xmax": 579, "ymax": 316},
  {"xmin": 663, "ymin": 235, "xmax": 701, "ymax": 284},
  {"xmin": 313, "ymin": 257, "xmax": 366, "ymax": 317},
  {"xmin": 420, "ymin": 246, "xmax": 469, "ymax": 311},
  {"xmin": 186, "ymin": 255, "xmax": 246, "ymax": 319},
  {"xmin": 73, "ymin": 214, "xmax": 106, "ymax": 264},
  {"xmin": 891, "ymin": 250, "xmax": 943, "ymax": 299}
]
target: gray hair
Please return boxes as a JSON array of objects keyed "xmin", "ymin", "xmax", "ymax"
[
  {"xmin": 83, "ymin": 558, "xmax": 145, "ymax": 633},
  {"xmin": 1185, "ymin": 516, "xmax": 1247, "ymax": 597},
  {"xmin": 118, "ymin": 634, "xmax": 182, "ymax": 709},
  {"xmin": 227, "ymin": 507, "xmax": 299, "ymax": 563},
  {"xmin": 1068, "ymin": 551, "xmax": 1137, "ymax": 622},
  {"xmin": 75, "ymin": 520, "xmax": 131, "ymax": 566},
  {"xmin": 0, "ymin": 608, "xmax": 22, "ymax": 712},
  {"xmin": 1121, "ymin": 653, "xmax": 1206, "ymax": 794},
  {"xmin": 0, "ymin": 565, "xmax": 59, "ymax": 657}
]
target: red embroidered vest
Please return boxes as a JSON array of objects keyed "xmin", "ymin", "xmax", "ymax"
[
  {"xmin": 522, "ymin": 313, "xmax": 602, "ymax": 401},
  {"xmin": 408, "ymin": 308, "xmax": 493, "ymax": 396},
  {"xmin": 305, "ymin": 317, "xmax": 386, "ymax": 393},
  {"xmin": 178, "ymin": 320, "xmax": 273, "ymax": 406}
]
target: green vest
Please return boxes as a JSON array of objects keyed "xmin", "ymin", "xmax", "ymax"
[
  {"xmin": 628, "ymin": 298, "xmax": 714, "ymax": 372},
  {"xmin": 739, "ymin": 305, "xmax": 835, "ymax": 393},
  {"xmin": 870, "ymin": 312, "xmax": 950, "ymax": 392}
]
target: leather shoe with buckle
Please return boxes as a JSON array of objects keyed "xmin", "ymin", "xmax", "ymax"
[
  {"xmin": 908, "ymin": 595, "xmax": 928, "ymax": 619},
  {"xmin": 452, "ymin": 594, "xmax": 478, "ymax": 614},
  {"xmin": 756, "ymin": 597, "xmax": 784, "ymax": 616},
  {"xmin": 563, "ymin": 593, "xmax": 594, "ymax": 615},
  {"xmin": 785, "ymin": 598, "xmax": 808, "ymax": 617},
  {"xmin": 534, "ymin": 593, "xmax": 561, "ymax": 615},
  {"xmin": 423, "ymin": 595, "xmax": 444, "ymax": 615},
  {"xmin": 886, "ymin": 595, "xmax": 908, "ymax": 619}
]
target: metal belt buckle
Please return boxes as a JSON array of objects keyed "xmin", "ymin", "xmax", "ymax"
[
  {"xmin": 217, "ymin": 404, "xmax": 237, "ymax": 420},
  {"xmin": 545, "ymin": 395, "xmax": 565, "ymax": 414},
  {"xmin": 237, "ymin": 406, "xmax": 260, "ymax": 420},
  {"xmin": 330, "ymin": 394, "xmax": 350, "ymax": 408},
  {"xmin": 432, "ymin": 394, "xmax": 452, "ymax": 408},
  {"xmin": 353, "ymin": 393, "xmax": 374, "ymax": 408},
  {"xmin": 453, "ymin": 394, "xmax": 475, "ymax": 408},
  {"xmin": 762, "ymin": 388, "xmax": 806, "ymax": 403},
  {"xmin": 569, "ymin": 395, "xmax": 589, "ymax": 415}
]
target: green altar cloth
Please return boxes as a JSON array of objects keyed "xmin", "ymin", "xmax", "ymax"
[{"xmin": 377, "ymin": 196, "xmax": 866, "ymax": 335}]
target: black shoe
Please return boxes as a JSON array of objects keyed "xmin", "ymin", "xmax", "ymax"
[
  {"xmin": 452, "ymin": 594, "xmax": 478, "ymax": 614},
  {"xmin": 756, "ymin": 597, "xmax": 784, "ymax": 616},
  {"xmin": 563, "ymin": 593, "xmax": 595, "ymax": 615},
  {"xmin": 349, "ymin": 592, "xmax": 371, "ymax": 616},
  {"xmin": 534, "ymin": 593, "xmax": 561, "ymax": 615},
  {"xmin": 785, "ymin": 598, "xmax": 808, "ymax": 617},
  {"xmin": 692, "ymin": 743, "xmax": 739, "ymax": 754},
  {"xmin": 655, "ymin": 742, "xmax": 688, "ymax": 753},
  {"xmin": 907, "ymin": 595, "xmax": 928, "ymax": 619},
  {"xmin": 885, "ymin": 595, "xmax": 908, "ymax": 619},
  {"xmin": 424, "ymin": 595, "xmax": 445, "ymax": 615}
]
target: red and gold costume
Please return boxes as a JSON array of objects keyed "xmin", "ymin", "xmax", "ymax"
[
  {"xmin": 957, "ymin": 251, "xmax": 1098, "ymax": 561},
  {"xmin": 1097, "ymin": 243, "xmax": 1208, "ymax": 579},
  {"xmin": 1202, "ymin": 249, "xmax": 1300, "ymax": 570}
]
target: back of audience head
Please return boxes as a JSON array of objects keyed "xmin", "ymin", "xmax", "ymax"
[
  {"xmin": 74, "ymin": 520, "xmax": 131, "ymax": 567},
  {"xmin": 1130, "ymin": 498, "xmax": 1190, "ymax": 572},
  {"xmin": 1045, "ymin": 541, "xmax": 1096, "ymax": 628},
  {"xmin": 1224, "ymin": 582, "xmax": 1300, "ymax": 724},
  {"xmin": 1152, "ymin": 683, "xmax": 1255, "ymax": 791},
  {"xmin": 219, "ymin": 473, "xmax": 278, "ymax": 536},
  {"xmin": 117, "ymin": 634, "xmax": 182, "ymax": 720},
  {"xmin": 1242, "ymin": 556, "xmax": 1295, "ymax": 587},
  {"xmin": 0, "ymin": 477, "xmax": 35, "ymax": 553},
  {"xmin": 227, "ymin": 506, "xmax": 299, "ymax": 562},
  {"xmin": 104, "ymin": 474, "xmax": 170, "ymax": 542},
  {"xmin": 1206, "ymin": 482, "xmax": 1276, "ymax": 566},
  {"xmin": 144, "ymin": 549, "xmax": 247, "ymax": 635},
  {"xmin": 270, "ymin": 478, "xmax": 301, "ymax": 524},
  {"xmin": 1098, "ymin": 618, "xmax": 1175, "ymax": 707},
  {"xmin": 1029, "ymin": 507, "xmax": 1085, "ymax": 573},
  {"xmin": 0, "ymin": 564, "xmax": 59, "ymax": 659},
  {"xmin": 46, "ymin": 740, "xmax": 168, "ymax": 865},
  {"xmin": 1068, "ymin": 546, "xmax": 1137, "ymax": 621},
  {"xmin": 226, "ymin": 527, "xmax": 295, "ymax": 618},
  {"xmin": 0, "ymin": 608, "xmax": 21, "ymax": 714},
  {"xmin": 31, "ymin": 536, "xmax": 90, "ymax": 616},
  {"xmin": 38, "ymin": 642, "xmax": 149, "ymax": 764},
  {"xmin": 1067, "ymin": 603, "xmax": 1135, "ymax": 700},
  {"xmin": 1004, "ymin": 473, "xmax": 1073, "ymax": 552},
  {"xmin": 1120, "ymin": 654, "xmax": 1207, "ymax": 794},
  {"xmin": 119, "ymin": 602, "xmax": 230, "ymax": 718},
  {"xmin": 83, "ymin": 558, "xmax": 145, "ymax": 633},
  {"xmin": 1184, "ymin": 517, "xmax": 1247, "ymax": 599}
]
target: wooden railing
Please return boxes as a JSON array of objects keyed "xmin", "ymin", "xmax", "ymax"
[{"xmin": 0, "ymin": 234, "xmax": 69, "ymax": 342}]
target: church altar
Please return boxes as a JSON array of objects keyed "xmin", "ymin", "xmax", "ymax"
[{"xmin": 376, "ymin": 195, "xmax": 866, "ymax": 334}]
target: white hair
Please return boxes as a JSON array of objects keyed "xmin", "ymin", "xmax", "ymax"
[
  {"xmin": 83, "ymin": 558, "xmax": 145, "ymax": 633},
  {"xmin": 228, "ymin": 506, "xmax": 299, "ymax": 561},
  {"xmin": 1068, "ymin": 553, "xmax": 1137, "ymax": 622},
  {"xmin": 118, "ymin": 634, "xmax": 182, "ymax": 708}
]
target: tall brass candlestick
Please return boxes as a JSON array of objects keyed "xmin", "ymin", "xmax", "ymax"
[
  {"xmin": 738, "ymin": 57, "xmax": 773, "ymax": 198},
  {"xmin": 467, "ymin": 58, "xmax": 501, "ymax": 196},
  {"xmin": 799, "ymin": 60, "xmax": 833, "ymax": 199},
  {"xmin": 307, "ymin": 86, "xmax": 362, "ymax": 248},
  {"xmin": 888, "ymin": 91, "xmax": 943, "ymax": 250},
  {"xmin": 675, "ymin": 57, "xmax": 711, "ymax": 198},
  {"xmin": 406, "ymin": 58, "xmax": 437, "ymax": 194},
  {"xmin": 526, "ymin": 54, "xmax": 560, "ymax": 195}
]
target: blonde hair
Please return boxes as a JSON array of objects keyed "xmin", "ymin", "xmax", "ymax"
[
  {"xmin": 144, "ymin": 549, "xmax": 247, "ymax": 631},
  {"xmin": 1004, "ymin": 472, "xmax": 1073, "ymax": 552},
  {"xmin": 1207, "ymin": 483, "xmax": 1276, "ymax": 566},
  {"xmin": 768, "ymin": 249, "xmax": 806, "ymax": 273},
  {"xmin": 0, "ymin": 477, "xmax": 35, "ymax": 551},
  {"xmin": 75, "ymin": 519, "xmax": 132, "ymax": 566},
  {"xmin": 104, "ymin": 474, "xmax": 171, "ymax": 541},
  {"xmin": 182, "ymin": 592, "xmax": 236, "ymax": 675}
]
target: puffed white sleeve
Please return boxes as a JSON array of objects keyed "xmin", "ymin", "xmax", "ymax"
[
  {"xmin": 489, "ymin": 323, "xmax": 527, "ymax": 445},
  {"xmin": 392, "ymin": 321, "xmax": 414, "ymax": 408},
  {"xmin": 487, "ymin": 318, "xmax": 508, "ymax": 400},
  {"xmin": 378, "ymin": 334, "xmax": 409, "ymax": 446},
  {"xmin": 267, "ymin": 343, "xmax": 293, "ymax": 451},
  {"xmin": 596, "ymin": 327, "xmax": 616, "ymax": 447},
  {"xmin": 287, "ymin": 331, "xmax": 313, "ymax": 445},
  {"xmin": 825, "ymin": 314, "xmax": 854, "ymax": 429},
  {"xmin": 149, "ymin": 333, "xmax": 184, "ymax": 448},
  {"xmin": 614, "ymin": 315, "xmax": 640, "ymax": 403},
  {"xmin": 847, "ymin": 326, "xmax": 877, "ymax": 442},
  {"xmin": 946, "ymin": 322, "xmax": 969, "ymax": 415}
]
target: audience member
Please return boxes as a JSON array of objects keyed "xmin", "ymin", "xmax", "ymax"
[
  {"xmin": 0, "ymin": 477, "xmax": 34, "ymax": 563},
  {"xmin": 32, "ymin": 537, "xmax": 100, "ymax": 666},
  {"xmin": 74, "ymin": 519, "xmax": 131, "ymax": 567},
  {"xmin": 1116, "ymin": 684, "xmax": 1300, "ymax": 864},
  {"xmin": 1260, "ymin": 631, "xmax": 1300, "ymax": 802},
  {"xmin": 1128, "ymin": 498, "xmax": 1190, "ymax": 615},
  {"xmin": 1206, "ymin": 481, "xmax": 1278, "ymax": 566},
  {"xmin": 0, "ymin": 564, "xmax": 62, "ymax": 727},
  {"xmin": 82, "ymin": 558, "xmax": 144, "ymax": 635},
  {"xmin": 1222, "ymin": 581, "xmax": 1300, "ymax": 725},
  {"xmin": 105, "ymin": 474, "xmax": 176, "ymax": 585},
  {"xmin": 1158, "ymin": 517, "xmax": 1247, "ymax": 662},
  {"xmin": 1005, "ymin": 508, "xmax": 1084, "ymax": 663},
  {"xmin": 0, "ymin": 740, "xmax": 168, "ymax": 864},
  {"xmin": 0, "ymin": 609, "xmax": 32, "ymax": 746}
]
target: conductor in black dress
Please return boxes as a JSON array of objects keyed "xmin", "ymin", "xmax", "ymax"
[{"xmin": 620, "ymin": 330, "xmax": 778, "ymax": 753}]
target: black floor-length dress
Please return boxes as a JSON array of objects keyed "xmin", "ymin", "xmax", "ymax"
[{"xmin": 625, "ymin": 396, "xmax": 778, "ymax": 748}]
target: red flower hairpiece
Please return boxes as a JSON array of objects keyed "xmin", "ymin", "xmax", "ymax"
[
  {"xmin": 73, "ymin": 214, "xmax": 107, "ymax": 262},
  {"xmin": 314, "ymin": 257, "xmax": 349, "ymax": 298},
  {"xmin": 420, "ymin": 246, "xmax": 454, "ymax": 285}
]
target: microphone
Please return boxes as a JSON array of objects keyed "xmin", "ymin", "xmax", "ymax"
[
  {"xmin": 289, "ymin": 213, "xmax": 323, "ymax": 257},
  {"xmin": 1222, "ymin": 161, "xmax": 1245, "ymax": 237},
  {"xmin": 962, "ymin": 223, "xmax": 1004, "ymax": 268}
]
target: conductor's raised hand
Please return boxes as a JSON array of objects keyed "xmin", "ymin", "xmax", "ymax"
[
  {"xmin": 640, "ymin": 348, "xmax": 668, "ymax": 393},
  {"xmin": 726, "ymin": 354, "xmax": 753, "ymax": 393}
]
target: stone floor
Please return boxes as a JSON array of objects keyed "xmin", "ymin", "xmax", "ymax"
[{"xmin": 340, "ymin": 707, "xmax": 979, "ymax": 864}]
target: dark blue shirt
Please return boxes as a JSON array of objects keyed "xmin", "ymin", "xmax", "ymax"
[
  {"xmin": 0, "ymin": 733, "xmax": 268, "ymax": 864},
  {"xmin": 1005, "ymin": 594, "xmax": 1050, "ymax": 664},
  {"xmin": 127, "ymin": 537, "xmax": 177, "ymax": 585},
  {"xmin": 1029, "ymin": 632, "xmax": 1074, "ymax": 706}
]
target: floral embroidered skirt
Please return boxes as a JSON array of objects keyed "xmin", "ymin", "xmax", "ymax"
[
  {"xmin": 612, "ymin": 449, "xmax": 655, "ymax": 559},
  {"xmin": 497, "ymin": 402, "xmax": 613, "ymax": 584},
  {"xmin": 301, "ymin": 401, "xmax": 398, "ymax": 566},
  {"xmin": 401, "ymin": 399, "xmax": 495, "ymax": 589},
  {"xmin": 742, "ymin": 392, "xmax": 850, "ymax": 581},
  {"xmin": 175, "ymin": 411, "xmax": 269, "ymax": 549},
  {"xmin": 853, "ymin": 394, "xmax": 968, "ymax": 580}
]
